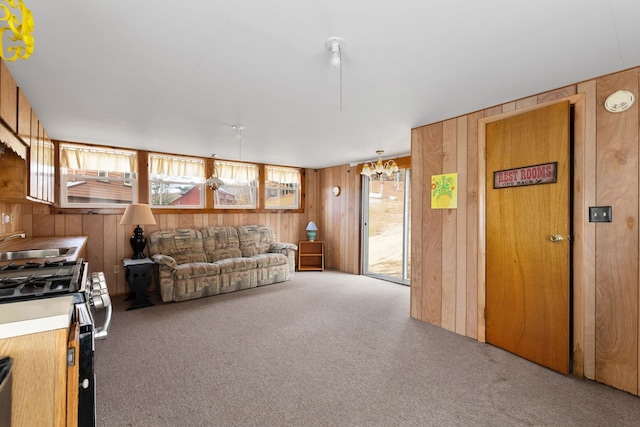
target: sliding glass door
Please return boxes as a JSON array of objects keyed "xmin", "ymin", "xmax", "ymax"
[{"xmin": 362, "ymin": 169, "xmax": 410, "ymax": 285}]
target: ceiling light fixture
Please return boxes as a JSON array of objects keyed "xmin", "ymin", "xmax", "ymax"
[
  {"xmin": 325, "ymin": 37, "xmax": 344, "ymax": 68},
  {"xmin": 0, "ymin": 0, "xmax": 34, "ymax": 61},
  {"xmin": 205, "ymin": 154, "xmax": 224, "ymax": 191},
  {"xmin": 361, "ymin": 150, "xmax": 399, "ymax": 180},
  {"xmin": 233, "ymin": 125, "xmax": 243, "ymax": 159},
  {"xmin": 325, "ymin": 36, "xmax": 345, "ymax": 111}
]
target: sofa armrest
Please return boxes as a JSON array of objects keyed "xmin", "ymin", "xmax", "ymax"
[
  {"xmin": 152, "ymin": 254, "xmax": 178, "ymax": 270},
  {"xmin": 269, "ymin": 243, "xmax": 298, "ymax": 278},
  {"xmin": 270, "ymin": 242, "xmax": 298, "ymax": 252}
]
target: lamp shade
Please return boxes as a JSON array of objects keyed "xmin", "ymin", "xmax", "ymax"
[
  {"xmin": 120, "ymin": 204, "xmax": 156, "ymax": 226},
  {"xmin": 306, "ymin": 221, "xmax": 318, "ymax": 242},
  {"xmin": 120, "ymin": 204, "xmax": 156, "ymax": 259}
]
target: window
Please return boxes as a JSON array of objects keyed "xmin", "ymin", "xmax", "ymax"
[
  {"xmin": 265, "ymin": 166, "xmax": 301, "ymax": 209},
  {"xmin": 149, "ymin": 154, "xmax": 205, "ymax": 208},
  {"xmin": 60, "ymin": 144, "xmax": 138, "ymax": 207},
  {"xmin": 214, "ymin": 161, "xmax": 258, "ymax": 209},
  {"xmin": 97, "ymin": 170, "xmax": 109, "ymax": 182}
]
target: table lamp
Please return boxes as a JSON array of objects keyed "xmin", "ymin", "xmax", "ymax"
[
  {"xmin": 120, "ymin": 203, "xmax": 157, "ymax": 259},
  {"xmin": 306, "ymin": 221, "xmax": 318, "ymax": 241}
]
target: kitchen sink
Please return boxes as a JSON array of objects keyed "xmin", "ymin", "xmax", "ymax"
[{"xmin": 0, "ymin": 247, "xmax": 77, "ymax": 261}]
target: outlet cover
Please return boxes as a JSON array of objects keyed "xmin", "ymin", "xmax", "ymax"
[{"xmin": 589, "ymin": 206, "xmax": 612, "ymax": 223}]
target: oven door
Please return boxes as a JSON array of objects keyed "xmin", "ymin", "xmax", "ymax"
[{"xmin": 70, "ymin": 302, "xmax": 96, "ymax": 427}]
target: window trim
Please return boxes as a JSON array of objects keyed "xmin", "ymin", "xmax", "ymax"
[
  {"xmin": 58, "ymin": 143, "xmax": 139, "ymax": 209},
  {"xmin": 52, "ymin": 144, "xmax": 306, "ymax": 214},
  {"xmin": 264, "ymin": 165, "xmax": 301, "ymax": 210},
  {"xmin": 148, "ymin": 153, "xmax": 206, "ymax": 209},
  {"xmin": 212, "ymin": 160, "xmax": 259, "ymax": 210}
]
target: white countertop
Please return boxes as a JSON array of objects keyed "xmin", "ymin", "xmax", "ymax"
[{"xmin": 0, "ymin": 296, "xmax": 74, "ymax": 339}]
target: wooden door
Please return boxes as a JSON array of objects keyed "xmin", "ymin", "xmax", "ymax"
[{"xmin": 485, "ymin": 101, "xmax": 571, "ymax": 374}]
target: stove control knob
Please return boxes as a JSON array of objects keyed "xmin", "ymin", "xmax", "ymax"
[{"xmin": 92, "ymin": 292, "xmax": 105, "ymax": 309}]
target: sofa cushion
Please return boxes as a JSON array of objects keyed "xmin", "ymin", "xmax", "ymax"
[
  {"xmin": 213, "ymin": 257, "xmax": 258, "ymax": 274},
  {"xmin": 174, "ymin": 262, "xmax": 221, "ymax": 280},
  {"xmin": 250, "ymin": 253, "xmax": 288, "ymax": 268},
  {"xmin": 201, "ymin": 226, "xmax": 243, "ymax": 262},
  {"xmin": 236, "ymin": 224, "xmax": 275, "ymax": 257},
  {"xmin": 148, "ymin": 229, "xmax": 206, "ymax": 264}
]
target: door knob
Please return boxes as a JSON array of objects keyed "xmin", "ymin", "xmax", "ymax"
[{"xmin": 549, "ymin": 234, "xmax": 563, "ymax": 243}]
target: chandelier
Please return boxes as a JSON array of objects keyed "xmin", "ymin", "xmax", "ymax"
[
  {"xmin": 205, "ymin": 155, "xmax": 224, "ymax": 191},
  {"xmin": 0, "ymin": 0, "xmax": 34, "ymax": 61},
  {"xmin": 360, "ymin": 150, "xmax": 399, "ymax": 179}
]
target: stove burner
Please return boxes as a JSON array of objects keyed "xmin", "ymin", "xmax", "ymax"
[
  {"xmin": 1, "ymin": 259, "xmax": 72, "ymax": 271},
  {"xmin": 0, "ymin": 259, "xmax": 85, "ymax": 302}
]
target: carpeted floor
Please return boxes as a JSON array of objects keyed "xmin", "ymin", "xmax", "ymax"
[{"xmin": 96, "ymin": 271, "xmax": 640, "ymax": 426}]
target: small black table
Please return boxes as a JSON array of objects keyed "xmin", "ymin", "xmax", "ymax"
[{"xmin": 123, "ymin": 257, "xmax": 155, "ymax": 310}]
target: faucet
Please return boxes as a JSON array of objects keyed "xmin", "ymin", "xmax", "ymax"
[{"xmin": 0, "ymin": 232, "xmax": 26, "ymax": 243}]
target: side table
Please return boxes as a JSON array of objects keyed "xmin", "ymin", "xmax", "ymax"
[
  {"xmin": 298, "ymin": 240, "xmax": 324, "ymax": 271},
  {"xmin": 123, "ymin": 257, "xmax": 155, "ymax": 310}
]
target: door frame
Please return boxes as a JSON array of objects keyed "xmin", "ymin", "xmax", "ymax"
[
  {"xmin": 361, "ymin": 170, "xmax": 411, "ymax": 285},
  {"xmin": 476, "ymin": 93, "xmax": 593, "ymax": 378}
]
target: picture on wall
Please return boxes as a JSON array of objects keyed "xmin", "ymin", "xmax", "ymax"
[{"xmin": 431, "ymin": 173, "xmax": 457, "ymax": 209}]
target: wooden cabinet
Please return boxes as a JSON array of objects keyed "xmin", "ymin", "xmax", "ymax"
[
  {"xmin": 0, "ymin": 60, "xmax": 55, "ymax": 205},
  {"xmin": 0, "ymin": 295, "xmax": 80, "ymax": 427},
  {"xmin": 27, "ymin": 112, "xmax": 55, "ymax": 204},
  {"xmin": 17, "ymin": 88, "xmax": 31, "ymax": 146},
  {"xmin": 298, "ymin": 240, "xmax": 325, "ymax": 271},
  {"xmin": 0, "ymin": 59, "xmax": 17, "ymax": 133},
  {"xmin": 0, "ymin": 147, "xmax": 27, "ymax": 201},
  {"xmin": 0, "ymin": 326, "xmax": 72, "ymax": 426}
]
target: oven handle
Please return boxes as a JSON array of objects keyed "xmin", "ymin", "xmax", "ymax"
[{"xmin": 94, "ymin": 294, "xmax": 112, "ymax": 340}]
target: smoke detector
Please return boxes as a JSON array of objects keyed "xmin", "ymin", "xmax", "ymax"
[{"xmin": 604, "ymin": 90, "xmax": 635, "ymax": 113}]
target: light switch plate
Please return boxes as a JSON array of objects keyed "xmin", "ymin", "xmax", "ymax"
[{"xmin": 589, "ymin": 206, "xmax": 612, "ymax": 223}]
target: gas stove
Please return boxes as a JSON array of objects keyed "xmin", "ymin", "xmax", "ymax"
[
  {"xmin": 0, "ymin": 257, "xmax": 112, "ymax": 426},
  {"xmin": 0, "ymin": 259, "xmax": 85, "ymax": 303}
]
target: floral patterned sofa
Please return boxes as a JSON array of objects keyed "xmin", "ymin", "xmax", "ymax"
[{"xmin": 147, "ymin": 225, "xmax": 298, "ymax": 303}]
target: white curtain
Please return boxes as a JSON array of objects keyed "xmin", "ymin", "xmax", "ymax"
[
  {"xmin": 216, "ymin": 161, "xmax": 258, "ymax": 182},
  {"xmin": 60, "ymin": 144, "xmax": 137, "ymax": 172},
  {"xmin": 266, "ymin": 166, "xmax": 300, "ymax": 184},
  {"xmin": 149, "ymin": 154, "xmax": 205, "ymax": 178}
]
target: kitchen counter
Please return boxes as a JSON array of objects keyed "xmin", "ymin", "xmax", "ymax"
[
  {"xmin": 0, "ymin": 236, "xmax": 86, "ymax": 338},
  {"xmin": 0, "ymin": 295, "xmax": 75, "ymax": 339},
  {"xmin": 0, "ymin": 235, "xmax": 88, "ymax": 266}
]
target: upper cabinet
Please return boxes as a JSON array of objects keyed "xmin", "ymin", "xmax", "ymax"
[
  {"xmin": 0, "ymin": 59, "xmax": 55, "ymax": 204},
  {"xmin": 29, "ymin": 119, "xmax": 54, "ymax": 203},
  {"xmin": 17, "ymin": 88, "xmax": 31, "ymax": 146},
  {"xmin": 0, "ymin": 147, "xmax": 27, "ymax": 201},
  {"xmin": 0, "ymin": 60, "xmax": 17, "ymax": 133}
]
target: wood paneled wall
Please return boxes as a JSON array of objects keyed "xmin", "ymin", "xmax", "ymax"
[
  {"xmin": 411, "ymin": 68, "xmax": 640, "ymax": 396},
  {"xmin": 594, "ymin": 70, "xmax": 639, "ymax": 392},
  {"xmin": 4, "ymin": 158, "xmax": 366, "ymax": 297},
  {"xmin": 11, "ymin": 170, "xmax": 322, "ymax": 296},
  {"xmin": 0, "ymin": 201, "xmax": 21, "ymax": 236},
  {"xmin": 317, "ymin": 164, "xmax": 362, "ymax": 274}
]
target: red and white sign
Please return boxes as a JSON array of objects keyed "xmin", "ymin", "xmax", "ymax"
[{"xmin": 493, "ymin": 162, "xmax": 557, "ymax": 189}]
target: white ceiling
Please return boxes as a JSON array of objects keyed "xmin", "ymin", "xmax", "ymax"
[{"xmin": 6, "ymin": 1, "xmax": 640, "ymax": 169}]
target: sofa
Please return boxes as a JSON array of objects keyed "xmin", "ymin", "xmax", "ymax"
[{"xmin": 147, "ymin": 225, "xmax": 298, "ymax": 303}]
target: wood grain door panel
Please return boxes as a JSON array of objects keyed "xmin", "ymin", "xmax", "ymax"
[{"xmin": 486, "ymin": 101, "xmax": 571, "ymax": 374}]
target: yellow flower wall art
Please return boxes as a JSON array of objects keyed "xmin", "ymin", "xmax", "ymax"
[{"xmin": 431, "ymin": 173, "xmax": 457, "ymax": 209}]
